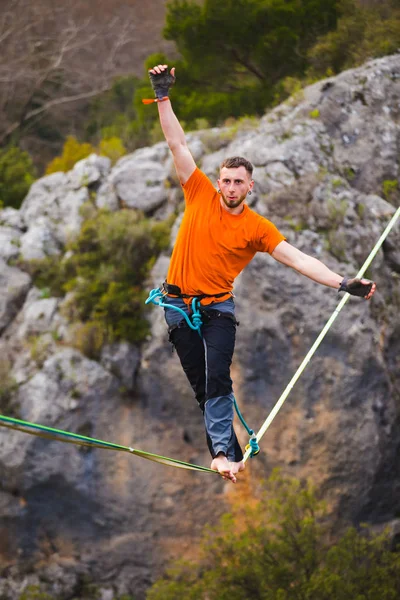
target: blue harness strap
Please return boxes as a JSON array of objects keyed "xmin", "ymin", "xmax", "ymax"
[{"xmin": 145, "ymin": 287, "xmax": 203, "ymax": 336}]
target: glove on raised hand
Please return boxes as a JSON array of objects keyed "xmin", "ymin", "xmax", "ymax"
[
  {"xmin": 148, "ymin": 68, "xmax": 175, "ymax": 100},
  {"xmin": 338, "ymin": 277, "xmax": 373, "ymax": 298}
]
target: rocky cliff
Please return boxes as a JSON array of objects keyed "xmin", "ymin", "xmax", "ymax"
[{"xmin": 0, "ymin": 54, "xmax": 399, "ymax": 599}]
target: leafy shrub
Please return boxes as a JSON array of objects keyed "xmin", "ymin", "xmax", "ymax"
[
  {"xmin": 382, "ymin": 179, "xmax": 399, "ymax": 205},
  {"xmin": 308, "ymin": 0, "xmax": 400, "ymax": 77},
  {"xmin": 23, "ymin": 254, "xmax": 76, "ymax": 298},
  {"xmin": 18, "ymin": 586, "xmax": 53, "ymax": 600},
  {"xmin": 28, "ymin": 209, "xmax": 171, "ymax": 354},
  {"xmin": 98, "ymin": 136, "xmax": 126, "ymax": 164},
  {"xmin": 45, "ymin": 134, "xmax": 127, "ymax": 175},
  {"xmin": 46, "ymin": 136, "xmax": 96, "ymax": 174},
  {"xmin": 148, "ymin": 470, "xmax": 400, "ymax": 600},
  {"xmin": 86, "ymin": 76, "xmax": 140, "ymax": 149},
  {"xmin": 72, "ymin": 321, "xmax": 107, "ymax": 361},
  {"xmin": 0, "ymin": 146, "xmax": 36, "ymax": 209}
]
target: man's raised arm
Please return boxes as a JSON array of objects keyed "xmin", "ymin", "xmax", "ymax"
[{"xmin": 147, "ymin": 64, "xmax": 196, "ymax": 185}]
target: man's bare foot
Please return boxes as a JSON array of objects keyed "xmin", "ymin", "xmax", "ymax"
[
  {"xmin": 211, "ymin": 453, "xmax": 237, "ymax": 482},
  {"xmin": 230, "ymin": 460, "xmax": 245, "ymax": 475}
]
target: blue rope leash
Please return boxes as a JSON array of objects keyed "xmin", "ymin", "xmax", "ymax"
[
  {"xmin": 233, "ymin": 397, "xmax": 260, "ymax": 457},
  {"xmin": 145, "ymin": 288, "xmax": 203, "ymax": 336},
  {"xmin": 145, "ymin": 287, "xmax": 260, "ymax": 457}
]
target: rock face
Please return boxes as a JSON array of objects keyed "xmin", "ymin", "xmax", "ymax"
[{"xmin": 0, "ymin": 55, "xmax": 400, "ymax": 599}]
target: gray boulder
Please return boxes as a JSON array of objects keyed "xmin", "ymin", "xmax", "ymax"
[{"xmin": 0, "ymin": 259, "xmax": 31, "ymax": 334}]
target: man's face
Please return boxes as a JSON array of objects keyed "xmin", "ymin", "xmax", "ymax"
[{"xmin": 218, "ymin": 166, "xmax": 254, "ymax": 212}]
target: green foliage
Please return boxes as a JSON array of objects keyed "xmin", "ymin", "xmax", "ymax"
[
  {"xmin": 23, "ymin": 254, "xmax": 76, "ymax": 298},
  {"xmin": 0, "ymin": 358, "xmax": 18, "ymax": 415},
  {"xmin": 98, "ymin": 136, "xmax": 126, "ymax": 164},
  {"xmin": 309, "ymin": 108, "xmax": 320, "ymax": 119},
  {"xmin": 28, "ymin": 209, "xmax": 171, "ymax": 354},
  {"xmin": 273, "ymin": 75, "xmax": 306, "ymax": 107},
  {"xmin": 18, "ymin": 585, "xmax": 52, "ymax": 600},
  {"xmin": 0, "ymin": 146, "xmax": 36, "ymax": 209},
  {"xmin": 382, "ymin": 179, "xmax": 399, "ymax": 204},
  {"xmin": 106, "ymin": 1, "xmax": 338, "ymax": 134},
  {"xmin": 86, "ymin": 76, "xmax": 142, "ymax": 150},
  {"xmin": 148, "ymin": 470, "xmax": 400, "ymax": 600},
  {"xmin": 308, "ymin": 0, "xmax": 400, "ymax": 77},
  {"xmin": 44, "ymin": 133, "xmax": 126, "ymax": 177},
  {"xmin": 46, "ymin": 136, "xmax": 96, "ymax": 174},
  {"xmin": 154, "ymin": 0, "xmax": 337, "ymax": 126},
  {"xmin": 75, "ymin": 0, "xmax": 400, "ymax": 159}
]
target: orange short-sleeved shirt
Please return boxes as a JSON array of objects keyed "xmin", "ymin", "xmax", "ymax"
[{"xmin": 166, "ymin": 168, "xmax": 285, "ymax": 305}]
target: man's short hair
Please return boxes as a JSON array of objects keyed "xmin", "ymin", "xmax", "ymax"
[{"xmin": 220, "ymin": 156, "xmax": 254, "ymax": 177}]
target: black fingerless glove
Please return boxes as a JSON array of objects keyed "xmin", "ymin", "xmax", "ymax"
[
  {"xmin": 148, "ymin": 69, "xmax": 175, "ymax": 100},
  {"xmin": 338, "ymin": 277, "xmax": 373, "ymax": 298}
]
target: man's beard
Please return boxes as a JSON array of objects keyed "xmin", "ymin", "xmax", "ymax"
[{"xmin": 220, "ymin": 191, "xmax": 247, "ymax": 210}]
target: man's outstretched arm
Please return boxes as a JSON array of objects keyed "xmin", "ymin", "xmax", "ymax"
[
  {"xmin": 272, "ymin": 241, "xmax": 376, "ymax": 299},
  {"xmin": 148, "ymin": 64, "xmax": 196, "ymax": 185}
]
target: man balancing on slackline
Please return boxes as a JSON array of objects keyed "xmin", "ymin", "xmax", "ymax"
[{"xmin": 143, "ymin": 63, "xmax": 376, "ymax": 483}]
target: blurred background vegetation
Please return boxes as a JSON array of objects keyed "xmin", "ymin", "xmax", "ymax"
[
  {"xmin": 147, "ymin": 471, "xmax": 400, "ymax": 600},
  {"xmin": 1, "ymin": 0, "xmax": 400, "ymax": 211},
  {"xmin": 1, "ymin": 0, "xmax": 399, "ymax": 373}
]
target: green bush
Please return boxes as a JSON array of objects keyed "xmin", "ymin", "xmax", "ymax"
[
  {"xmin": 98, "ymin": 136, "xmax": 126, "ymax": 164},
  {"xmin": 28, "ymin": 209, "xmax": 171, "ymax": 354},
  {"xmin": 46, "ymin": 136, "xmax": 96, "ymax": 174},
  {"xmin": 18, "ymin": 586, "xmax": 53, "ymax": 600},
  {"xmin": 72, "ymin": 321, "xmax": 107, "ymax": 361},
  {"xmin": 308, "ymin": 0, "xmax": 400, "ymax": 77},
  {"xmin": 86, "ymin": 76, "xmax": 140, "ymax": 149},
  {"xmin": 148, "ymin": 470, "xmax": 400, "ymax": 600},
  {"xmin": 382, "ymin": 179, "xmax": 399, "ymax": 205},
  {"xmin": 0, "ymin": 146, "xmax": 36, "ymax": 209},
  {"xmin": 45, "ymin": 134, "xmax": 127, "ymax": 175}
]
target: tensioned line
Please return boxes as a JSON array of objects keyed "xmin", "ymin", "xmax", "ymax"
[
  {"xmin": 0, "ymin": 209, "xmax": 398, "ymax": 473},
  {"xmin": 243, "ymin": 206, "xmax": 400, "ymax": 463},
  {"xmin": 0, "ymin": 414, "xmax": 218, "ymax": 474}
]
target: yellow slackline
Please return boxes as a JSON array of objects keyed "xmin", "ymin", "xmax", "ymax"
[{"xmin": 243, "ymin": 206, "xmax": 400, "ymax": 463}]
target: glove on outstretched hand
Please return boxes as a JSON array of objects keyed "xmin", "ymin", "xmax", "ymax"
[
  {"xmin": 149, "ymin": 68, "xmax": 175, "ymax": 100},
  {"xmin": 338, "ymin": 277, "xmax": 373, "ymax": 298}
]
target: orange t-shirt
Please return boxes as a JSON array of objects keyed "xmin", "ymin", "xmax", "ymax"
[{"xmin": 166, "ymin": 168, "xmax": 285, "ymax": 305}]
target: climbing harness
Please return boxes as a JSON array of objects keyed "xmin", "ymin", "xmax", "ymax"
[
  {"xmin": 146, "ymin": 284, "xmax": 260, "ymax": 456},
  {"xmin": 146, "ymin": 287, "xmax": 204, "ymax": 336},
  {"xmin": 0, "ymin": 414, "xmax": 218, "ymax": 474}
]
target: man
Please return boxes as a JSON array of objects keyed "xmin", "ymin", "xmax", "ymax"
[{"xmin": 145, "ymin": 64, "xmax": 376, "ymax": 483}]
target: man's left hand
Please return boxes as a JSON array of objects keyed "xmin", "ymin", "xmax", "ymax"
[{"xmin": 339, "ymin": 277, "xmax": 376, "ymax": 299}]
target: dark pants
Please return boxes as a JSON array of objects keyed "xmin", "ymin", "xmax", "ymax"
[{"xmin": 168, "ymin": 311, "xmax": 243, "ymax": 461}]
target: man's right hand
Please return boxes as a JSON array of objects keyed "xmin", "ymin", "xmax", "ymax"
[{"xmin": 149, "ymin": 64, "xmax": 176, "ymax": 100}]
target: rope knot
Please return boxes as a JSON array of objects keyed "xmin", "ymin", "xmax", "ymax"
[
  {"xmin": 190, "ymin": 298, "xmax": 203, "ymax": 336},
  {"xmin": 245, "ymin": 433, "xmax": 260, "ymax": 458}
]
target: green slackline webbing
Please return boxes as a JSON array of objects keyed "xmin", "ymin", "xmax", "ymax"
[
  {"xmin": 0, "ymin": 414, "xmax": 218, "ymax": 475},
  {"xmin": 243, "ymin": 205, "xmax": 400, "ymax": 463}
]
